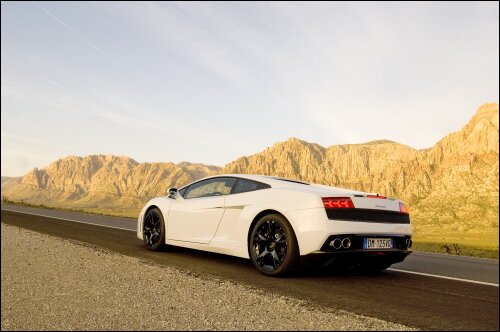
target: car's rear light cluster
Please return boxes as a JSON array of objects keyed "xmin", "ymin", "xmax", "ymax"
[
  {"xmin": 322, "ymin": 197, "xmax": 411, "ymax": 222},
  {"xmin": 399, "ymin": 202, "xmax": 410, "ymax": 214},
  {"xmin": 322, "ymin": 197, "xmax": 355, "ymax": 209}
]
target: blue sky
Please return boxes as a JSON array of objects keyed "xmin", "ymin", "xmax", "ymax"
[{"xmin": 1, "ymin": 1, "xmax": 499, "ymax": 176}]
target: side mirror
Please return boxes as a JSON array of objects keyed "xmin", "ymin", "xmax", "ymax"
[{"xmin": 167, "ymin": 187, "xmax": 178, "ymax": 199}]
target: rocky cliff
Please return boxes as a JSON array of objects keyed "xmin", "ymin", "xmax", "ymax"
[
  {"xmin": 223, "ymin": 103, "xmax": 499, "ymax": 234},
  {"xmin": 2, "ymin": 155, "xmax": 220, "ymax": 209},
  {"xmin": 3, "ymin": 103, "xmax": 498, "ymax": 235}
]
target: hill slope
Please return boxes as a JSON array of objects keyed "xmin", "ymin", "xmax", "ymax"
[
  {"xmin": 223, "ymin": 103, "xmax": 499, "ymax": 235},
  {"xmin": 2, "ymin": 156, "xmax": 220, "ymax": 210},
  {"xmin": 2, "ymin": 103, "xmax": 498, "ymax": 241}
]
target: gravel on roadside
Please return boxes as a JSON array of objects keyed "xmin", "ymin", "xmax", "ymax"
[{"xmin": 1, "ymin": 224, "xmax": 416, "ymax": 330}]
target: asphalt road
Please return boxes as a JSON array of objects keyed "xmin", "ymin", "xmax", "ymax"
[
  {"xmin": 1, "ymin": 205, "xmax": 499, "ymax": 330},
  {"xmin": 2, "ymin": 204, "xmax": 498, "ymax": 285}
]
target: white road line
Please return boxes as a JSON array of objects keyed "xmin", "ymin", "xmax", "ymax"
[
  {"xmin": 411, "ymin": 250, "xmax": 498, "ymax": 262},
  {"xmin": 1, "ymin": 208, "xmax": 135, "ymax": 232},
  {"xmin": 387, "ymin": 268, "xmax": 499, "ymax": 287},
  {"xmin": 3, "ymin": 208, "xmax": 499, "ymax": 287}
]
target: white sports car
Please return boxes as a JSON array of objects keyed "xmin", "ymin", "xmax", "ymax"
[{"xmin": 137, "ymin": 174, "xmax": 412, "ymax": 276}]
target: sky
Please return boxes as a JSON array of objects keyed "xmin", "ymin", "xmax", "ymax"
[{"xmin": 1, "ymin": 1, "xmax": 499, "ymax": 176}]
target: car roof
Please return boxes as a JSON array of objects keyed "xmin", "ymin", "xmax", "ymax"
[
  {"xmin": 186, "ymin": 174, "xmax": 309, "ymax": 187},
  {"xmin": 179, "ymin": 174, "xmax": 374, "ymax": 197}
]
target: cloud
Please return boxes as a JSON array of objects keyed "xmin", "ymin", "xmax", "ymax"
[
  {"xmin": 2, "ymin": 2, "xmax": 498, "ymax": 174},
  {"xmin": 32, "ymin": 1, "xmax": 111, "ymax": 59},
  {"xmin": 1, "ymin": 132, "xmax": 72, "ymax": 151},
  {"xmin": 1, "ymin": 75, "xmax": 255, "ymax": 153}
]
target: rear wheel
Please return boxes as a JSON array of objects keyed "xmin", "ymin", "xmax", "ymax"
[
  {"xmin": 249, "ymin": 213, "xmax": 299, "ymax": 277},
  {"xmin": 143, "ymin": 207, "xmax": 165, "ymax": 251}
]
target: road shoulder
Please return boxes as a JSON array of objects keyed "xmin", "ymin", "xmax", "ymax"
[{"xmin": 1, "ymin": 224, "xmax": 415, "ymax": 331}]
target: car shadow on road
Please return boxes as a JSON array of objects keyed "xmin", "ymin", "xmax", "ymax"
[{"xmin": 134, "ymin": 240, "xmax": 395, "ymax": 280}]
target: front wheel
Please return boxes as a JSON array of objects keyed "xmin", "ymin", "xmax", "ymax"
[
  {"xmin": 249, "ymin": 213, "xmax": 299, "ymax": 277},
  {"xmin": 143, "ymin": 207, "xmax": 166, "ymax": 251}
]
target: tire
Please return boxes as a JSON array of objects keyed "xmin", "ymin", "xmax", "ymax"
[
  {"xmin": 249, "ymin": 213, "xmax": 299, "ymax": 277},
  {"xmin": 142, "ymin": 207, "xmax": 166, "ymax": 251}
]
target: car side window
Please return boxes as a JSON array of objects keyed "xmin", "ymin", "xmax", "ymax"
[
  {"xmin": 178, "ymin": 187, "xmax": 188, "ymax": 198},
  {"xmin": 184, "ymin": 177, "xmax": 236, "ymax": 199},
  {"xmin": 232, "ymin": 178, "xmax": 271, "ymax": 194}
]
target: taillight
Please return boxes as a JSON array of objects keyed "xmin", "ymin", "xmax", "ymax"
[
  {"xmin": 399, "ymin": 202, "xmax": 410, "ymax": 214},
  {"xmin": 322, "ymin": 197, "xmax": 355, "ymax": 209}
]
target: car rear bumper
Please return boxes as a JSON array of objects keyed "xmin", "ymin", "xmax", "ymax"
[
  {"xmin": 300, "ymin": 249, "xmax": 412, "ymax": 268},
  {"xmin": 319, "ymin": 234, "xmax": 412, "ymax": 252},
  {"xmin": 285, "ymin": 207, "xmax": 412, "ymax": 256}
]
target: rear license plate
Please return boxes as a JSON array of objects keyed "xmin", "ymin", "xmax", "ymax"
[{"xmin": 364, "ymin": 238, "xmax": 393, "ymax": 249}]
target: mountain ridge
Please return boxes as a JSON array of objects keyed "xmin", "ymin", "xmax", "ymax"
[{"xmin": 2, "ymin": 103, "xmax": 498, "ymax": 238}]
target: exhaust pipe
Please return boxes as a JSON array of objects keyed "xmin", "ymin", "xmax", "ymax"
[
  {"xmin": 406, "ymin": 239, "xmax": 412, "ymax": 248},
  {"xmin": 330, "ymin": 238, "xmax": 342, "ymax": 249},
  {"xmin": 341, "ymin": 237, "xmax": 351, "ymax": 249}
]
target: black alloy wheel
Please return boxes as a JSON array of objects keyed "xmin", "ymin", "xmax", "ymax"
[
  {"xmin": 143, "ymin": 208, "xmax": 165, "ymax": 251},
  {"xmin": 249, "ymin": 213, "xmax": 299, "ymax": 276}
]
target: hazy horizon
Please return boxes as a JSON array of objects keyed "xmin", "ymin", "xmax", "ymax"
[{"xmin": 2, "ymin": 2, "xmax": 499, "ymax": 176}]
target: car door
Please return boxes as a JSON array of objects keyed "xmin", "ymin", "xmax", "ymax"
[
  {"xmin": 210, "ymin": 178, "xmax": 272, "ymax": 247},
  {"xmin": 167, "ymin": 177, "xmax": 236, "ymax": 244}
]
